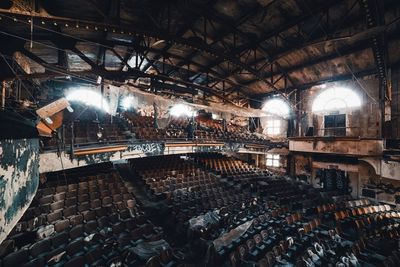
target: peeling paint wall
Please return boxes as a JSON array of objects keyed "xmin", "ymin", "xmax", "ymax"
[
  {"xmin": 289, "ymin": 138, "xmax": 383, "ymax": 156},
  {"xmin": 0, "ymin": 139, "xmax": 39, "ymax": 244}
]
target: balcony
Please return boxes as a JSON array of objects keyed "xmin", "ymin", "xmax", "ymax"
[{"xmin": 289, "ymin": 136, "xmax": 383, "ymax": 156}]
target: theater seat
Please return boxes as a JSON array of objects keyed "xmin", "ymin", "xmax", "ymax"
[{"xmin": 3, "ymin": 248, "xmax": 29, "ymax": 266}]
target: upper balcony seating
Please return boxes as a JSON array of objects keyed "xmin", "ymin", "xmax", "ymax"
[
  {"xmin": 43, "ymin": 109, "xmax": 128, "ymax": 149},
  {"xmin": 123, "ymin": 112, "xmax": 269, "ymax": 143}
]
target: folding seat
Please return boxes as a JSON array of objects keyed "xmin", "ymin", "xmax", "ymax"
[
  {"xmin": 54, "ymin": 219, "xmax": 70, "ymax": 233},
  {"xmin": 47, "ymin": 211, "xmax": 63, "ymax": 223},
  {"xmin": 69, "ymin": 225, "xmax": 85, "ymax": 240},
  {"xmin": 254, "ymin": 234, "xmax": 267, "ymax": 252},
  {"xmin": 56, "ymin": 186, "xmax": 68, "ymax": 194},
  {"xmin": 77, "ymin": 202, "xmax": 90, "ymax": 212},
  {"xmin": 51, "ymin": 231, "xmax": 69, "ymax": 249},
  {"xmin": 98, "ymin": 216, "xmax": 110, "ymax": 229},
  {"xmin": 70, "ymin": 214, "xmax": 84, "ymax": 226},
  {"xmin": 22, "ymin": 257, "xmax": 42, "ymax": 267},
  {"xmin": 85, "ymin": 221, "xmax": 98, "ymax": 234},
  {"xmin": 30, "ymin": 239, "xmax": 52, "ymax": 259},
  {"xmin": 90, "ymin": 199, "xmax": 101, "ymax": 209},
  {"xmin": 94, "ymin": 207, "xmax": 108, "ymax": 218},
  {"xmin": 102, "ymin": 197, "xmax": 113, "ymax": 208},
  {"xmin": 53, "ymin": 192, "xmax": 66, "ymax": 202},
  {"xmin": 78, "ymin": 182, "xmax": 88, "ymax": 189},
  {"xmin": 124, "ymin": 218, "xmax": 137, "ymax": 231},
  {"xmin": 77, "ymin": 194, "xmax": 89, "ymax": 203},
  {"xmin": 66, "ymin": 239, "xmax": 86, "ymax": 257},
  {"xmin": 112, "ymin": 222, "xmax": 126, "ymax": 236},
  {"xmin": 119, "ymin": 209, "xmax": 131, "ymax": 220},
  {"xmin": 3, "ymin": 249, "xmax": 30, "ymax": 266},
  {"xmin": 141, "ymin": 224, "xmax": 154, "ymax": 240},
  {"xmin": 65, "ymin": 197, "xmax": 77, "ymax": 207},
  {"xmin": 100, "ymin": 190, "xmax": 110, "ymax": 199},
  {"xmin": 63, "ymin": 205, "xmax": 77, "ymax": 219},
  {"xmin": 66, "ymin": 190, "xmax": 77, "ymax": 198},
  {"xmin": 89, "ymin": 192, "xmax": 99, "ymax": 200},
  {"xmin": 40, "ymin": 195, "xmax": 53, "ymax": 205},
  {"xmin": 51, "ymin": 201, "xmax": 65, "ymax": 212},
  {"xmin": 8, "ymin": 231, "xmax": 36, "ymax": 248},
  {"xmin": 78, "ymin": 188, "xmax": 88, "ymax": 195},
  {"xmin": 113, "ymin": 194, "xmax": 123, "ymax": 203},
  {"xmin": 260, "ymin": 229, "xmax": 274, "ymax": 248},
  {"xmin": 42, "ymin": 187, "xmax": 55, "ymax": 196},
  {"xmin": 85, "ymin": 246, "xmax": 105, "ymax": 266},
  {"xmin": 68, "ymin": 184, "xmax": 78, "ymax": 191},
  {"xmin": 81, "ymin": 210, "xmax": 96, "ymax": 222},
  {"xmin": 130, "ymin": 228, "xmax": 144, "ymax": 245}
]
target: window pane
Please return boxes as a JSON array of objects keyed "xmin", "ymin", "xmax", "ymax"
[
  {"xmin": 266, "ymin": 159, "xmax": 273, "ymax": 166},
  {"xmin": 273, "ymin": 160, "xmax": 280, "ymax": 167},
  {"xmin": 273, "ymin": 155, "xmax": 279, "ymax": 159}
]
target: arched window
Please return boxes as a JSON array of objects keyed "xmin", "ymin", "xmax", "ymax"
[
  {"xmin": 66, "ymin": 88, "xmax": 110, "ymax": 112},
  {"xmin": 262, "ymin": 98, "xmax": 290, "ymax": 136},
  {"xmin": 312, "ymin": 87, "xmax": 361, "ymax": 112},
  {"xmin": 262, "ymin": 98, "xmax": 290, "ymax": 117}
]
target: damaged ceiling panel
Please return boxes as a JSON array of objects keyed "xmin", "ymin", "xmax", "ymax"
[{"xmin": 0, "ymin": 0, "xmax": 398, "ymax": 105}]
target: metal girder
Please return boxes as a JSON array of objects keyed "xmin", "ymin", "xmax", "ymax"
[
  {"xmin": 194, "ymin": 0, "xmax": 341, "ymax": 78},
  {"xmin": 141, "ymin": 0, "xmax": 218, "ymax": 73},
  {"xmin": 166, "ymin": 0, "xmax": 279, "ymax": 77},
  {"xmin": 360, "ymin": 0, "xmax": 389, "ymax": 138},
  {"xmin": 241, "ymin": 40, "xmax": 376, "ymax": 86},
  {"xmin": 360, "ymin": 0, "xmax": 389, "ymax": 88},
  {"xmin": 2, "ymin": 46, "xmax": 238, "ymax": 105},
  {"xmin": 0, "ymin": 1, "xmax": 341, "ymax": 97},
  {"xmin": 0, "ymin": 25, "xmax": 257, "ymax": 95},
  {"xmin": 203, "ymin": 0, "xmax": 367, "ymax": 89},
  {"xmin": 254, "ymin": 57, "xmax": 400, "ymax": 98}
]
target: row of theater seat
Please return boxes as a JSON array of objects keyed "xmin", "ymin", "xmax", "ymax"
[
  {"xmin": 130, "ymin": 154, "xmax": 400, "ymax": 266},
  {"xmin": 123, "ymin": 112, "xmax": 269, "ymax": 143},
  {"xmin": 0, "ymin": 172, "xmax": 170, "ymax": 267},
  {"xmin": 3, "ymin": 153, "xmax": 400, "ymax": 267}
]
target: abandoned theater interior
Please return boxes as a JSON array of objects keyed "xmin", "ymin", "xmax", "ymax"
[{"xmin": 1, "ymin": 0, "xmax": 400, "ymax": 266}]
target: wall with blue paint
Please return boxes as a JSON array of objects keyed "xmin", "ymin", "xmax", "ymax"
[{"xmin": 0, "ymin": 139, "xmax": 40, "ymax": 244}]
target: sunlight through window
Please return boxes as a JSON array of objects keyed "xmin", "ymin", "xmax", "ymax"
[
  {"xmin": 66, "ymin": 88, "xmax": 110, "ymax": 112},
  {"xmin": 170, "ymin": 104, "xmax": 194, "ymax": 117},
  {"xmin": 312, "ymin": 87, "xmax": 361, "ymax": 112},
  {"xmin": 262, "ymin": 98, "xmax": 290, "ymax": 117}
]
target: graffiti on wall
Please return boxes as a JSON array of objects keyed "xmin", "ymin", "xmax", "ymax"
[
  {"xmin": 130, "ymin": 143, "xmax": 164, "ymax": 156},
  {"xmin": 0, "ymin": 138, "xmax": 40, "ymax": 244}
]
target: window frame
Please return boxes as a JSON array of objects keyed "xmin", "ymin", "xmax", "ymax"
[
  {"xmin": 266, "ymin": 119, "xmax": 281, "ymax": 135},
  {"xmin": 266, "ymin": 154, "xmax": 280, "ymax": 167}
]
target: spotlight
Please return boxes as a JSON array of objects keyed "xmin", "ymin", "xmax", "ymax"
[{"xmin": 66, "ymin": 106, "xmax": 74, "ymax": 113}]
